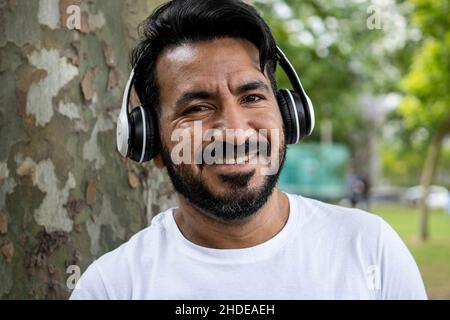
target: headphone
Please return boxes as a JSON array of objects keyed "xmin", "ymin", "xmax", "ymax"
[{"xmin": 116, "ymin": 46, "xmax": 315, "ymax": 163}]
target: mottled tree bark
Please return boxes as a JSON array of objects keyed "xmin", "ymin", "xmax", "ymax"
[{"xmin": 0, "ymin": 0, "xmax": 175, "ymax": 299}]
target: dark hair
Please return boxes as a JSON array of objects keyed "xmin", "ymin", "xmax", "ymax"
[{"xmin": 130, "ymin": 0, "xmax": 278, "ymax": 116}]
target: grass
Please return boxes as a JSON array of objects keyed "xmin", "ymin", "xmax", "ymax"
[{"xmin": 371, "ymin": 203, "xmax": 450, "ymax": 299}]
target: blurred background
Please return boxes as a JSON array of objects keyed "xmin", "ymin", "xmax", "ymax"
[{"xmin": 0, "ymin": 0, "xmax": 449, "ymax": 299}]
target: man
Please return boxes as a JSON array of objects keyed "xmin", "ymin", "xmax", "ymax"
[{"xmin": 70, "ymin": 0, "xmax": 427, "ymax": 299}]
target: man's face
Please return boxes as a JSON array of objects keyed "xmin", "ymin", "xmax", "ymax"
[{"xmin": 156, "ymin": 37, "xmax": 286, "ymax": 221}]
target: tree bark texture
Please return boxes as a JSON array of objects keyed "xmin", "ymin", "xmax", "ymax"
[{"xmin": 0, "ymin": 0, "xmax": 175, "ymax": 299}]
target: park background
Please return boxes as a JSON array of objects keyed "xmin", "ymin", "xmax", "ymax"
[{"xmin": 0, "ymin": 0, "xmax": 449, "ymax": 299}]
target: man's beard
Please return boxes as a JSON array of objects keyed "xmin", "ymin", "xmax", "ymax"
[{"xmin": 159, "ymin": 138, "xmax": 287, "ymax": 222}]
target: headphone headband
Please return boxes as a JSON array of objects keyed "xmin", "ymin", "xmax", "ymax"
[
  {"xmin": 116, "ymin": 69, "xmax": 135, "ymax": 158},
  {"xmin": 276, "ymin": 47, "xmax": 315, "ymax": 136}
]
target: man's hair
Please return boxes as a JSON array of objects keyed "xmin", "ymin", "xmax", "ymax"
[{"xmin": 130, "ymin": 0, "xmax": 278, "ymax": 116}]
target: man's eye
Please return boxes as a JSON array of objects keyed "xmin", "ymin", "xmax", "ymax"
[
  {"xmin": 184, "ymin": 105, "xmax": 209, "ymax": 114},
  {"xmin": 242, "ymin": 95, "xmax": 263, "ymax": 103}
]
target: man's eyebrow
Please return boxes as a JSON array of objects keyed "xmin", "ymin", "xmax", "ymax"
[
  {"xmin": 236, "ymin": 80, "xmax": 270, "ymax": 94},
  {"xmin": 173, "ymin": 81, "xmax": 269, "ymax": 112},
  {"xmin": 174, "ymin": 90, "xmax": 213, "ymax": 112}
]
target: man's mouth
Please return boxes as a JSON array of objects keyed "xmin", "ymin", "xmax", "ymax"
[
  {"xmin": 223, "ymin": 149, "xmax": 259, "ymax": 165},
  {"xmin": 197, "ymin": 139, "xmax": 271, "ymax": 167},
  {"xmin": 204, "ymin": 151, "xmax": 260, "ymax": 176}
]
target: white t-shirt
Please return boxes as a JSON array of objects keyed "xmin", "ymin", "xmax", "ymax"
[{"xmin": 70, "ymin": 193, "xmax": 427, "ymax": 300}]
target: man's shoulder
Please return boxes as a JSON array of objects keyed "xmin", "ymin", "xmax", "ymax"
[
  {"xmin": 289, "ymin": 193, "xmax": 385, "ymax": 238},
  {"xmin": 95, "ymin": 209, "xmax": 172, "ymax": 270},
  {"xmin": 71, "ymin": 208, "xmax": 174, "ymax": 299}
]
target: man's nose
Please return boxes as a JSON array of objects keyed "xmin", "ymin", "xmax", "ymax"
[
  {"xmin": 216, "ymin": 99, "xmax": 254, "ymax": 144},
  {"xmin": 218, "ymin": 99, "xmax": 251, "ymax": 130}
]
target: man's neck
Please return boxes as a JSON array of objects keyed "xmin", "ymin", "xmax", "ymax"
[{"xmin": 172, "ymin": 189, "xmax": 290, "ymax": 249}]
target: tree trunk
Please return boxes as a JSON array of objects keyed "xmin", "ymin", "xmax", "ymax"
[
  {"xmin": 0, "ymin": 0, "xmax": 175, "ymax": 299},
  {"xmin": 418, "ymin": 125, "xmax": 448, "ymax": 242}
]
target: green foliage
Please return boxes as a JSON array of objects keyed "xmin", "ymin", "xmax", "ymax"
[
  {"xmin": 398, "ymin": 0, "xmax": 450, "ymax": 132},
  {"xmin": 410, "ymin": 0, "xmax": 450, "ymax": 37},
  {"xmin": 379, "ymin": 137, "xmax": 425, "ymax": 186},
  {"xmin": 399, "ymin": 36, "xmax": 450, "ymax": 132},
  {"xmin": 380, "ymin": 0, "xmax": 450, "ymax": 185}
]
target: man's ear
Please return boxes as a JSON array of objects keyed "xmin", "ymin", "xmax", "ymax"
[{"xmin": 153, "ymin": 154, "xmax": 165, "ymax": 169}]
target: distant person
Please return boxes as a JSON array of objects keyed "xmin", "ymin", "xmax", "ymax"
[
  {"xmin": 347, "ymin": 173, "xmax": 368, "ymax": 210},
  {"xmin": 361, "ymin": 175, "xmax": 370, "ymax": 210},
  {"xmin": 70, "ymin": 0, "xmax": 427, "ymax": 300}
]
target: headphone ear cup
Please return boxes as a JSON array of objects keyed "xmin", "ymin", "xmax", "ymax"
[
  {"xmin": 277, "ymin": 89, "xmax": 295, "ymax": 144},
  {"xmin": 277, "ymin": 89, "xmax": 307, "ymax": 144},
  {"xmin": 146, "ymin": 106, "xmax": 160, "ymax": 160},
  {"xmin": 128, "ymin": 106, "xmax": 159, "ymax": 163}
]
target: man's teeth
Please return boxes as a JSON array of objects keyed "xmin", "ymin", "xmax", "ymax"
[{"xmin": 225, "ymin": 152, "xmax": 258, "ymax": 164}]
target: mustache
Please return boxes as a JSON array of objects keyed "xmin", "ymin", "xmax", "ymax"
[{"xmin": 194, "ymin": 138, "xmax": 271, "ymax": 164}]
